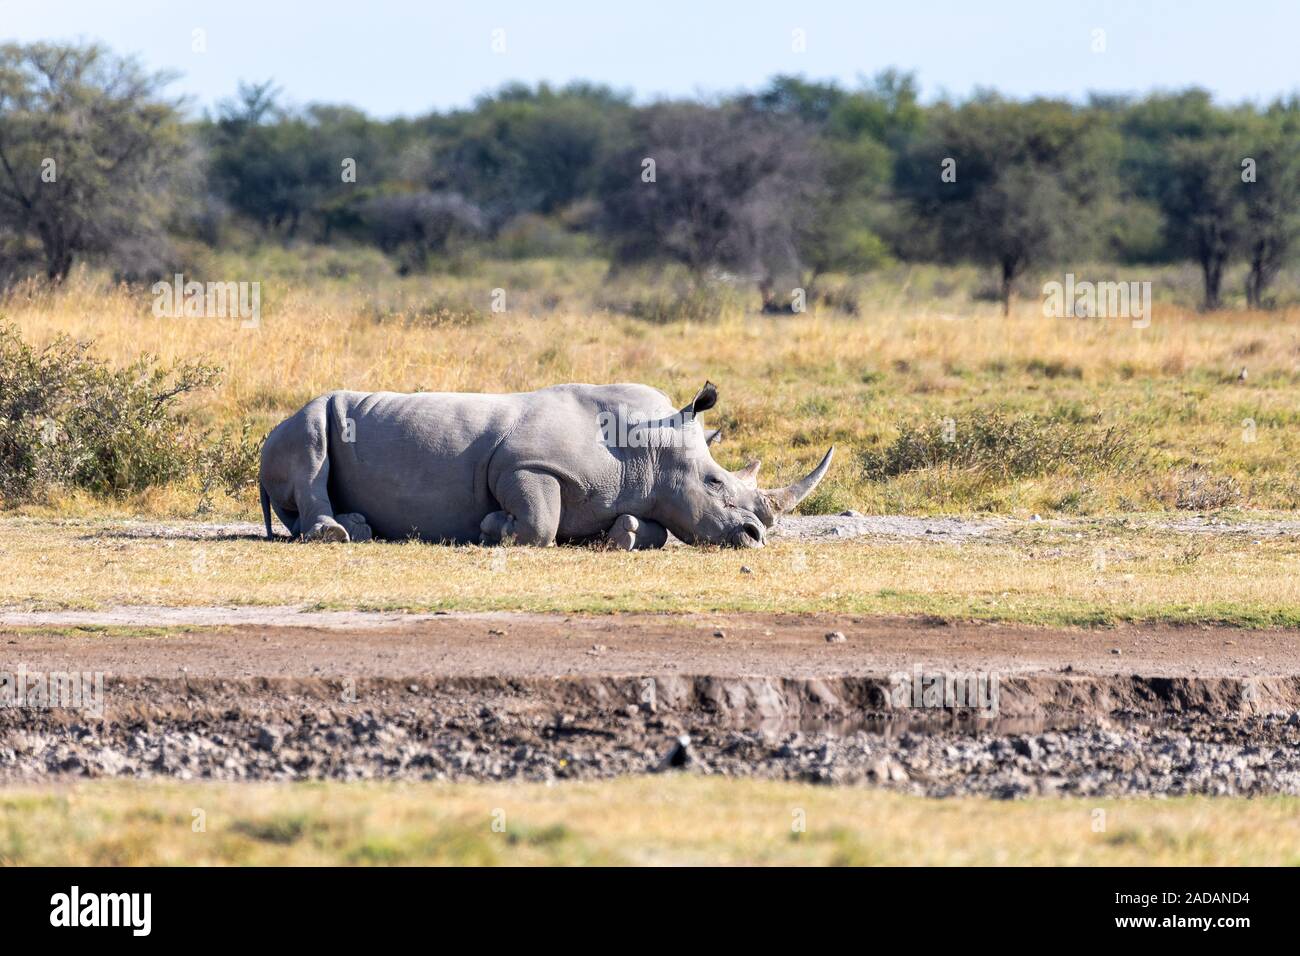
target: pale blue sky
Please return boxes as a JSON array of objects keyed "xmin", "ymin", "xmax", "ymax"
[{"xmin": 3, "ymin": 0, "xmax": 1296, "ymax": 117}]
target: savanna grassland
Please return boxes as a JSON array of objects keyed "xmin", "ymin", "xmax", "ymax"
[
  {"xmin": 3, "ymin": 777, "xmax": 1299, "ymax": 866},
  {"xmin": 4, "ymin": 256, "xmax": 1299, "ymax": 521},
  {"xmin": 2, "ymin": 259, "xmax": 1299, "ymax": 628},
  {"xmin": 7, "ymin": 37, "xmax": 1300, "ymax": 873},
  {"xmin": 4, "ymin": 262, "xmax": 1300, "ymax": 867}
]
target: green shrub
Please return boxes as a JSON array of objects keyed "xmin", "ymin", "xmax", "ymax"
[
  {"xmin": 861, "ymin": 410, "xmax": 1138, "ymax": 482},
  {"xmin": 0, "ymin": 322, "xmax": 256, "ymax": 504}
]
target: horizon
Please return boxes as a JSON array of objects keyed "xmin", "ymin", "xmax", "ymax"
[{"xmin": 4, "ymin": 0, "xmax": 1299, "ymax": 118}]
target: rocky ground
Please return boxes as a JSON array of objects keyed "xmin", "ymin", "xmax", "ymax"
[
  {"xmin": 3, "ymin": 612, "xmax": 1300, "ymax": 797},
  {"xmin": 4, "ymin": 678, "xmax": 1299, "ymax": 797}
]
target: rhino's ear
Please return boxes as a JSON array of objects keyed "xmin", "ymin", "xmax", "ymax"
[
  {"xmin": 705, "ymin": 428, "xmax": 723, "ymax": 446},
  {"xmin": 682, "ymin": 381, "xmax": 717, "ymax": 421}
]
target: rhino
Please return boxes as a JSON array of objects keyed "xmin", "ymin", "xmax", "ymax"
[{"xmin": 258, "ymin": 381, "xmax": 833, "ymax": 549}]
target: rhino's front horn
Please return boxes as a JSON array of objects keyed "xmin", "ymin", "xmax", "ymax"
[{"xmin": 762, "ymin": 447, "xmax": 834, "ymax": 514}]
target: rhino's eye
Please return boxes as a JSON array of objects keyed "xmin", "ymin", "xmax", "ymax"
[{"xmin": 706, "ymin": 475, "xmax": 724, "ymax": 489}]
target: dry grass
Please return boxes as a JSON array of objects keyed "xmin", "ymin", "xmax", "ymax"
[
  {"xmin": 4, "ymin": 260, "xmax": 1300, "ymax": 518},
  {"xmin": 3, "ymin": 775, "xmax": 1298, "ymax": 865},
  {"xmin": 2, "ymin": 516, "xmax": 1298, "ymax": 625}
]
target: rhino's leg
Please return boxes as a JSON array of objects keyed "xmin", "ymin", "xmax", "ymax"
[
  {"xmin": 261, "ymin": 394, "xmax": 348, "ymax": 543},
  {"xmin": 479, "ymin": 510, "xmax": 516, "ymax": 546},
  {"xmin": 296, "ymin": 466, "xmax": 348, "ymax": 542},
  {"xmin": 335, "ymin": 513, "xmax": 373, "ymax": 542},
  {"xmin": 607, "ymin": 515, "xmax": 669, "ymax": 551},
  {"xmin": 270, "ymin": 470, "xmax": 347, "ymax": 542},
  {"xmin": 301, "ymin": 513, "xmax": 349, "ymax": 542},
  {"xmin": 489, "ymin": 470, "xmax": 562, "ymax": 546}
]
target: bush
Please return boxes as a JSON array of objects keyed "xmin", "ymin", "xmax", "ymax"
[
  {"xmin": 599, "ymin": 278, "xmax": 745, "ymax": 323},
  {"xmin": 0, "ymin": 322, "xmax": 256, "ymax": 504},
  {"xmin": 861, "ymin": 411, "xmax": 1137, "ymax": 482},
  {"xmin": 491, "ymin": 213, "xmax": 598, "ymax": 260},
  {"xmin": 358, "ymin": 191, "xmax": 485, "ymax": 275},
  {"xmin": 195, "ymin": 422, "xmax": 262, "ymax": 512},
  {"xmin": 366, "ymin": 296, "xmax": 485, "ymax": 328},
  {"xmin": 1160, "ymin": 465, "xmax": 1241, "ymax": 511}
]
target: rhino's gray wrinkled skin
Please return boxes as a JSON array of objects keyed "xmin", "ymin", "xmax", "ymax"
[{"xmin": 258, "ymin": 381, "xmax": 832, "ymax": 549}]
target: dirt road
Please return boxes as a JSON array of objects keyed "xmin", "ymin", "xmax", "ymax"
[{"xmin": 3, "ymin": 609, "xmax": 1298, "ymax": 678}]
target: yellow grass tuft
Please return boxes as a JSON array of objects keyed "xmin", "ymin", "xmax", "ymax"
[{"xmin": 2, "ymin": 776, "xmax": 1298, "ymax": 865}]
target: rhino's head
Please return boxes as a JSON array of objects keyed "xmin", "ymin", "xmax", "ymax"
[{"xmin": 648, "ymin": 382, "xmax": 834, "ymax": 548}]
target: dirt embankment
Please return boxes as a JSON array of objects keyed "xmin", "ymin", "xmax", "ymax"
[{"xmin": 4, "ymin": 613, "xmax": 1300, "ymax": 797}]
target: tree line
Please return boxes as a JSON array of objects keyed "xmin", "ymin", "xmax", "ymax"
[{"xmin": 1, "ymin": 41, "xmax": 1298, "ymax": 313}]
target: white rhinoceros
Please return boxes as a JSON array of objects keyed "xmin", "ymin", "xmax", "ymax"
[{"xmin": 258, "ymin": 381, "xmax": 832, "ymax": 549}]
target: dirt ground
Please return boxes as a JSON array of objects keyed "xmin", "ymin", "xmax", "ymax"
[
  {"xmin": 4, "ymin": 610, "xmax": 1300, "ymax": 797},
  {"xmin": 55, "ymin": 510, "xmax": 1300, "ymax": 545},
  {"xmin": 4, "ymin": 511, "xmax": 1299, "ymax": 797},
  {"xmin": 4, "ymin": 609, "xmax": 1299, "ymax": 678}
]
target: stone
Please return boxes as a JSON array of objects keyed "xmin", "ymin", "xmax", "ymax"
[
  {"xmin": 255, "ymin": 725, "xmax": 285, "ymax": 752},
  {"xmin": 659, "ymin": 735, "xmax": 692, "ymax": 770}
]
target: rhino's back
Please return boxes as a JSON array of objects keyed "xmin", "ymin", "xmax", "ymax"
[{"xmin": 321, "ymin": 384, "xmax": 672, "ymax": 542}]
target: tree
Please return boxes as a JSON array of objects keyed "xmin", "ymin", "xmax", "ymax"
[
  {"xmin": 206, "ymin": 83, "xmax": 326, "ymax": 238},
  {"xmin": 896, "ymin": 96, "xmax": 1114, "ymax": 314},
  {"xmin": 744, "ymin": 72, "xmax": 913, "ymax": 301},
  {"xmin": 205, "ymin": 83, "xmax": 413, "ymax": 241},
  {"xmin": 358, "ymin": 191, "xmax": 484, "ymax": 274},
  {"xmin": 1239, "ymin": 112, "xmax": 1300, "ymax": 309},
  {"xmin": 1160, "ymin": 137, "xmax": 1245, "ymax": 310},
  {"xmin": 0, "ymin": 42, "xmax": 188, "ymax": 282},
  {"xmin": 424, "ymin": 82, "xmax": 632, "ymax": 232},
  {"xmin": 601, "ymin": 102, "xmax": 823, "ymax": 309},
  {"xmin": 1116, "ymin": 90, "xmax": 1255, "ymax": 308}
]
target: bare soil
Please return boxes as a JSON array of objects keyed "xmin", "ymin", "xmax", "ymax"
[{"xmin": 4, "ymin": 610, "xmax": 1299, "ymax": 678}]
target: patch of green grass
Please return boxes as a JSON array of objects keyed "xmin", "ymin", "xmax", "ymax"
[{"xmin": 795, "ymin": 481, "xmax": 855, "ymax": 515}]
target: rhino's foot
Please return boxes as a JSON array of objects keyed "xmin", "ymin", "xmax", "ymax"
[
  {"xmin": 607, "ymin": 514, "xmax": 639, "ymax": 551},
  {"xmin": 479, "ymin": 510, "xmax": 517, "ymax": 546},
  {"xmin": 335, "ymin": 513, "xmax": 373, "ymax": 542},
  {"xmin": 606, "ymin": 514, "xmax": 669, "ymax": 551},
  {"xmin": 301, "ymin": 516, "xmax": 349, "ymax": 543}
]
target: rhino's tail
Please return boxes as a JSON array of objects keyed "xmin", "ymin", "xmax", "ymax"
[{"xmin": 260, "ymin": 481, "xmax": 273, "ymax": 541}]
